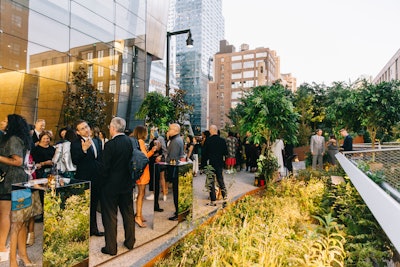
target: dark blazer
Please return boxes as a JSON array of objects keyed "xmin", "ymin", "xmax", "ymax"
[
  {"xmin": 100, "ymin": 134, "xmax": 133, "ymax": 193},
  {"xmin": 202, "ymin": 134, "xmax": 228, "ymax": 169},
  {"xmin": 71, "ymin": 136, "xmax": 102, "ymax": 183}
]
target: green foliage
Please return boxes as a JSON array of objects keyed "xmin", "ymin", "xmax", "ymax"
[
  {"xmin": 136, "ymin": 91, "xmax": 174, "ymax": 131},
  {"xmin": 178, "ymin": 167, "xmax": 193, "ymax": 214},
  {"xmin": 238, "ymin": 82, "xmax": 299, "ymax": 148},
  {"xmin": 356, "ymin": 80, "xmax": 400, "ymax": 148},
  {"xmin": 43, "ymin": 186, "xmax": 90, "ymax": 266},
  {"xmin": 63, "ymin": 66, "xmax": 107, "ymax": 127},
  {"xmin": 136, "ymin": 89, "xmax": 193, "ymax": 132},
  {"xmin": 323, "ymin": 175, "xmax": 393, "ymax": 265},
  {"xmin": 256, "ymin": 150, "xmax": 279, "ymax": 181}
]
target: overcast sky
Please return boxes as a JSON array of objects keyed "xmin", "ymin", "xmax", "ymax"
[{"xmin": 222, "ymin": 0, "xmax": 400, "ymax": 85}]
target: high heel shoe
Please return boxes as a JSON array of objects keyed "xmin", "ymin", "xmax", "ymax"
[
  {"xmin": 0, "ymin": 248, "xmax": 9, "ymax": 262},
  {"xmin": 134, "ymin": 216, "xmax": 147, "ymax": 228},
  {"xmin": 163, "ymin": 195, "xmax": 167, "ymax": 202},
  {"xmin": 26, "ymin": 232, "xmax": 35, "ymax": 247}
]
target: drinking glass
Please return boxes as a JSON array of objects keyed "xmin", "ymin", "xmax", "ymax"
[{"xmin": 24, "ymin": 162, "xmax": 36, "ymax": 181}]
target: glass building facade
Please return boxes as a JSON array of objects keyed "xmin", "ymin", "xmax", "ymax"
[
  {"xmin": 0, "ymin": 0, "xmax": 168, "ymax": 135},
  {"xmin": 170, "ymin": 0, "xmax": 224, "ymax": 134}
]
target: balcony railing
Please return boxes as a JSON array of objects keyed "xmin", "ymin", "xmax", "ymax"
[{"xmin": 336, "ymin": 149, "xmax": 400, "ymax": 253}]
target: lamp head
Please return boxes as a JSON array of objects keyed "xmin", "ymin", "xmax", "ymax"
[{"xmin": 186, "ymin": 31, "xmax": 193, "ymax": 48}]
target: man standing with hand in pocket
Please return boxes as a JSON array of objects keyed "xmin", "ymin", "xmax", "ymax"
[{"xmin": 71, "ymin": 119, "xmax": 104, "ymax": 237}]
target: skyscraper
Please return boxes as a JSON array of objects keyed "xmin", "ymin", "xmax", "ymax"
[{"xmin": 169, "ymin": 0, "xmax": 224, "ymax": 134}]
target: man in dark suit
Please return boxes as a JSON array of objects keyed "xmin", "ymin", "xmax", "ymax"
[
  {"xmin": 71, "ymin": 119, "xmax": 104, "ymax": 237},
  {"xmin": 202, "ymin": 125, "xmax": 228, "ymax": 206},
  {"xmin": 99, "ymin": 117, "xmax": 135, "ymax": 255},
  {"xmin": 32, "ymin": 119, "xmax": 45, "ymax": 146},
  {"xmin": 340, "ymin": 128, "xmax": 353, "ymax": 151}
]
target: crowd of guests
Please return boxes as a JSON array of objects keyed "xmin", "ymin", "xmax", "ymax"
[{"xmin": 0, "ymin": 112, "xmax": 312, "ymax": 262}]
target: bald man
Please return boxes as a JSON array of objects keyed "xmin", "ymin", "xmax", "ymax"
[
  {"xmin": 166, "ymin": 123, "xmax": 185, "ymax": 221},
  {"xmin": 202, "ymin": 125, "xmax": 228, "ymax": 206}
]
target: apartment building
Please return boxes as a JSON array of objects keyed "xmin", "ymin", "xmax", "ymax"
[{"xmin": 208, "ymin": 40, "xmax": 281, "ymax": 129}]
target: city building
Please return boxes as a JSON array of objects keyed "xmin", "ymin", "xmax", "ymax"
[
  {"xmin": 373, "ymin": 48, "xmax": 400, "ymax": 83},
  {"xmin": 281, "ymin": 73, "xmax": 297, "ymax": 93},
  {"xmin": 0, "ymin": 0, "xmax": 168, "ymax": 135},
  {"xmin": 208, "ymin": 40, "xmax": 281, "ymax": 129},
  {"xmin": 169, "ymin": 0, "xmax": 224, "ymax": 135}
]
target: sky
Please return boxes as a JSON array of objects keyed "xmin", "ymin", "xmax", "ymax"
[{"xmin": 222, "ymin": 0, "xmax": 400, "ymax": 85}]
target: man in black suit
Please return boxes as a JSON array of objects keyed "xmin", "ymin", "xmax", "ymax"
[
  {"xmin": 71, "ymin": 119, "xmax": 104, "ymax": 237},
  {"xmin": 202, "ymin": 125, "xmax": 228, "ymax": 206},
  {"xmin": 99, "ymin": 117, "xmax": 135, "ymax": 255},
  {"xmin": 32, "ymin": 119, "xmax": 45, "ymax": 146}
]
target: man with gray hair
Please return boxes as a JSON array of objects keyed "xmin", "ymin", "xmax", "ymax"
[{"xmin": 99, "ymin": 117, "xmax": 135, "ymax": 255}]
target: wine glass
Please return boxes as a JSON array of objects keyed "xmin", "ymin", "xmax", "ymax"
[{"xmin": 24, "ymin": 161, "xmax": 36, "ymax": 181}]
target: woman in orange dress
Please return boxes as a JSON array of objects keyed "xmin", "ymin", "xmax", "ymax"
[{"xmin": 131, "ymin": 126, "xmax": 156, "ymax": 228}]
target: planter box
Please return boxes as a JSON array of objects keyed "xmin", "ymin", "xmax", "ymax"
[{"xmin": 336, "ymin": 153, "xmax": 400, "ymax": 253}]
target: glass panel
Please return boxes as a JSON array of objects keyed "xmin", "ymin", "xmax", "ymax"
[
  {"xmin": 74, "ymin": 0, "xmax": 115, "ymax": 22},
  {"xmin": 116, "ymin": 0, "xmax": 146, "ymax": 18},
  {"xmin": 27, "ymin": 12, "xmax": 69, "ymax": 53},
  {"xmin": 0, "ymin": 33, "xmax": 28, "ymax": 71},
  {"xmin": 243, "ymin": 61, "xmax": 254, "ymax": 68},
  {"xmin": 231, "ymin": 62, "xmax": 242, "ymax": 70},
  {"xmin": 28, "ymin": 0, "xmax": 70, "ymax": 25},
  {"xmin": 71, "ymin": 2, "xmax": 115, "ymax": 44}
]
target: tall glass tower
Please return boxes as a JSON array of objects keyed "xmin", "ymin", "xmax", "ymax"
[{"xmin": 169, "ymin": 0, "xmax": 224, "ymax": 134}]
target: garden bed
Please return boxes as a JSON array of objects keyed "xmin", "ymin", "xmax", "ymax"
[{"xmin": 152, "ymin": 167, "xmax": 396, "ymax": 266}]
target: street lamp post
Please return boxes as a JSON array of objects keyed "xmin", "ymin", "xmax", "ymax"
[{"xmin": 165, "ymin": 29, "xmax": 193, "ymax": 97}]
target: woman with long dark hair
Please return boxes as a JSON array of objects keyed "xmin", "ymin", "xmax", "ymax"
[{"xmin": 0, "ymin": 114, "xmax": 33, "ymax": 266}]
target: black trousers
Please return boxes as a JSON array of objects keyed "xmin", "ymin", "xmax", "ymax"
[
  {"xmin": 90, "ymin": 184, "xmax": 102, "ymax": 233},
  {"xmin": 167, "ymin": 166, "xmax": 179, "ymax": 215},
  {"xmin": 100, "ymin": 190, "xmax": 135, "ymax": 254},
  {"xmin": 209, "ymin": 166, "xmax": 227, "ymax": 201}
]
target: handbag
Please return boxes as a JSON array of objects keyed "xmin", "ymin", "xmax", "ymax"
[
  {"xmin": 12, "ymin": 188, "xmax": 32, "ymax": 210},
  {"xmin": 11, "ymin": 188, "xmax": 33, "ymax": 222}
]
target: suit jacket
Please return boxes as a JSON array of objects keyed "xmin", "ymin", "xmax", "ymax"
[
  {"xmin": 99, "ymin": 134, "xmax": 133, "ymax": 193},
  {"xmin": 202, "ymin": 134, "xmax": 228, "ymax": 169},
  {"xmin": 71, "ymin": 135, "xmax": 102, "ymax": 184},
  {"xmin": 310, "ymin": 134, "xmax": 325, "ymax": 155}
]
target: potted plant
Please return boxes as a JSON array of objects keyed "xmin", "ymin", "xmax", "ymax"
[{"xmin": 256, "ymin": 150, "xmax": 279, "ymax": 185}]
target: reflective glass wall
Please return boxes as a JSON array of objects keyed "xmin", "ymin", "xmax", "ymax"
[{"xmin": 0, "ymin": 0, "xmax": 167, "ymax": 134}]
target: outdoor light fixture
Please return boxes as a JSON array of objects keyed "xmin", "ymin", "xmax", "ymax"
[{"xmin": 166, "ymin": 29, "xmax": 193, "ymax": 96}]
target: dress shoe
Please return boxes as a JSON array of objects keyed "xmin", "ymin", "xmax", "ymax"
[
  {"xmin": 101, "ymin": 247, "xmax": 117, "ymax": 256},
  {"xmin": 123, "ymin": 241, "xmax": 134, "ymax": 250},
  {"xmin": 206, "ymin": 201, "xmax": 216, "ymax": 206},
  {"xmin": 154, "ymin": 207, "xmax": 164, "ymax": 212},
  {"xmin": 90, "ymin": 231, "xmax": 105, "ymax": 236},
  {"xmin": 168, "ymin": 215, "xmax": 178, "ymax": 221}
]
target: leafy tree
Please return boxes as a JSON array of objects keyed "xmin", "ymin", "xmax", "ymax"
[
  {"xmin": 135, "ymin": 91, "xmax": 174, "ymax": 131},
  {"xmin": 293, "ymin": 86, "xmax": 314, "ymax": 146},
  {"xmin": 171, "ymin": 88, "xmax": 193, "ymax": 124},
  {"xmin": 63, "ymin": 66, "xmax": 107, "ymax": 128},
  {"xmin": 356, "ymin": 80, "xmax": 400, "ymax": 148},
  {"xmin": 136, "ymin": 89, "xmax": 193, "ymax": 133},
  {"xmin": 239, "ymin": 82, "xmax": 299, "ymax": 155},
  {"xmin": 324, "ymin": 81, "xmax": 360, "ymax": 135}
]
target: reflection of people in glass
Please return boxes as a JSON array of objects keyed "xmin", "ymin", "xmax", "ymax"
[
  {"xmin": 0, "ymin": 114, "xmax": 33, "ymax": 266},
  {"xmin": 99, "ymin": 117, "xmax": 135, "ymax": 255},
  {"xmin": 166, "ymin": 123, "xmax": 185, "ymax": 221}
]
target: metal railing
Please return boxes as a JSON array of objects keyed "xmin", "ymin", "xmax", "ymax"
[{"xmin": 343, "ymin": 147, "xmax": 400, "ymax": 191}]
